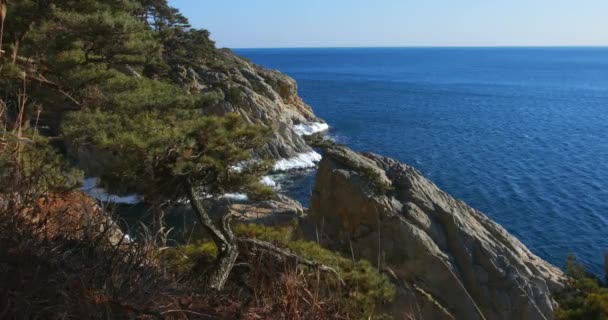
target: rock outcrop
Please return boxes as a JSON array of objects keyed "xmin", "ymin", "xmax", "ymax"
[
  {"xmin": 310, "ymin": 146, "xmax": 565, "ymax": 320},
  {"xmin": 70, "ymin": 50, "xmax": 326, "ymax": 174},
  {"xmin": 178, "ymin": 49, "xmax": 326, "ymax": 163},
  {"xmin": 208, "ymin": 194, "xmax": 305, "ymax": 226}
]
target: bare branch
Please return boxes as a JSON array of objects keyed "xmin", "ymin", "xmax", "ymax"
[{"xmin": 22, "ymin": 74, "xmax": 81, "ymax": 109}]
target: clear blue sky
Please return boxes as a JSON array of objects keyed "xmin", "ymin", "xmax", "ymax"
[{"xmin": 169, "ymin": 0, "xmax": 608, "ymax": 48}]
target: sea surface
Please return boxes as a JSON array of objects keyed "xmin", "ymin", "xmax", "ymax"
[{"xmin": 235, "ymin": 47, "xmax": 608, "ymax": 276}]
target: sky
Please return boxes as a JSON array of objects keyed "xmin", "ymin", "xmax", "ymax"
[{"xmin": 169, "ymin": 0, "xmax": 608, "ymax": 48}]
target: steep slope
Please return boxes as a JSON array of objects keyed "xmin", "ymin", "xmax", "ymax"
[
  {"xmin": 177, "ymin": 49, "xmax": 327, "ymax": 168},
  {"xmin": 310, "ymin": 146, "xmax": 565, "ymax": 320}
]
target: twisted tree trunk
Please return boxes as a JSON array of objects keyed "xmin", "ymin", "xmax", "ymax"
[
  {"xmin": 0, "ymin": 3, "xmax": 5, "ymax": 58},
  {"xmin": 186, "ymin": 184, "xmax": 238, "ymax": 291}
]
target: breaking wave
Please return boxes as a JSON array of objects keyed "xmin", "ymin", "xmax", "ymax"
[
  {"xmin": 293, "ymin": 122, "xmax": 329, "ymax": 136},
  {"xmin": 273, "ymin": 151, "xmax": 322, "ymax": 171}
]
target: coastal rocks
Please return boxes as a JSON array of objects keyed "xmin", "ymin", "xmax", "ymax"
[
  {"xmin": 228, "ymin": 194, "xmax": 305, "ymax": 225},
  {"xmin": 207, "ymin": 194, "xmax": 305, "ymax": 226},
  {"xmin": 183, "ymin": 50, "xmax": 327, "ymax": 166},
  {"xmin": 310, "ymin": 146, "xmax": 565, "ymax": 320}
]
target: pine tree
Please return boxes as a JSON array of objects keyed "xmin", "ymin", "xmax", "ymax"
[
  {"xmin": 2, "ymin": 0, "xmax": 269, "ymax": 290},
  {"xmin": 64, "ymin": 108, "xmax": 273, "ymax": 290}
]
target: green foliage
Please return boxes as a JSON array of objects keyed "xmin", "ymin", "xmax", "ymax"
[
  {"xmin": 64, "ymin": 107, "xmax": 272, "ymax": 201},
  {"xmin": 555, "ymin": 256, "xmax": 608, "ymax": 320},
  {"xmin": 2, "ymin": 0, "xmax": 222, "ymax": 123},
  {"xmin": 0, "ymin": 131, "xmax": 83, "ymax": 193},
  {"xmin": 361, "ymin": 167, "xmax": 394, "ymax": 195},
  {"xmin": 198, "ymin": 89, "xmax": 225, "ymax": 108},
  {"xmin": 1, "ymin": 0, "xmax": 271, "ymax": 203},
  {"xmin": 11, "ymin": 0, "xmax": 157, "ymax": 81},
  {"xmin": 160, "ymin": 241, "xmax": 218, "ymax": 274},
  {"xmin": 224, "ymin": 84, "xmax": 245, "ymax": 105},
  {"xmin": 233, "ymin": 223, "xmax": 396, "ymax": 319},
  {"xmin": 289, "ymin": 241, "xmax": 395, "ymax": 319},
  {"xmin": 165, "ymin": 223, "xmax": 395, "ymax": 318},
  {"xmin": 89, "ymin": 74, "xmax": 198, "ymax": 112},
  {"xmin": 233, "ymin": 223, "xmax": 296, "ymax": 247}
]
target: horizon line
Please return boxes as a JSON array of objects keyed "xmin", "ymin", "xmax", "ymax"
[{"xmin": 230, "ymin": 45, "xmax": 608, "ymax": 50}]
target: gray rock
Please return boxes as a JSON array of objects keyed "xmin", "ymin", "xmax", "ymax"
[
  {"xmin": 228, "ymin": 194, "xmax": 305, "ymax": 225},
  {"xmin": 205, "ymin": 195, "xmax": 305, "ymax": 227},
  {"xmin": 179, "ymin": 50, "xmax": 325, "ymax": 160},
  {"xmin": 310, "ymin": 146, "xmax": 565, "ymax": 320}
]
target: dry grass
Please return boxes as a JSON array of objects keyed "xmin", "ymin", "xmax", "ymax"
[{"xmin": 0, "ymin": 192, "xmax": 371, "ymax": 319}]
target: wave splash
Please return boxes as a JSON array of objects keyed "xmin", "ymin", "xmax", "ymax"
[
  {"xmin": 293, "ymin": 122, "xmax": 329, "ymax": 136},
  {"xmin": 273, "ymin": 151, "xmax": 322, "ymax": 172},
  {"xmin": 81, "ymin": 178, "xmax": 142, "ymax": 204}
]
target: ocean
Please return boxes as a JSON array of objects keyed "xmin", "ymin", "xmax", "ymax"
[{"xmin": 235, "ymin": 47, "xmax": 608, "ymax": 276}]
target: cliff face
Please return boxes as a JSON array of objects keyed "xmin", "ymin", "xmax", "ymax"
[
  {"xmin": 177, "ymin": 50, "xmax": 326, "ymax": 163},
  {"xmin": 310, "ymin": 146, "xmax": 565, "ymax": 320},
  {"xmin": 71, "ymin": 50, "xmax": 326, "ymax": 174}
]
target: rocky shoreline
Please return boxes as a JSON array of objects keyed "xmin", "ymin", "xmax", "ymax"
[
  {"xmin": 310, "ymin": 145, "xmax": 564, "ymax": 319},
  {"xmin": 202, "ymin": 140, "xmax": 568, "ymax": 319},
  {"xmin": 76, "ymin": 47, "xmax": 567, "ymax": 319},
  {"xmin": 192, "ymin": 50, "xmax": 567, "ymax": 319}
]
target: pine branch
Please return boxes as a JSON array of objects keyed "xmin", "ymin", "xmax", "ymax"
[{"xmin": 237, "ymin": 237, "xmax": 345, "ymax": 285}]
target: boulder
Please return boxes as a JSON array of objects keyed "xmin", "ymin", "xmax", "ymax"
[
  {"xmin": 219, "ymin": 194, "xmax": 305, "ymax": 226},
  {"xmin": 310, "ymin": 146, "xmax": 565, "ymax": 320}
]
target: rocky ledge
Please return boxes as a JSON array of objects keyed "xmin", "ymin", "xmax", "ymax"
[{"xmin": 310, "ymin": 146, "xmax": 565, "ymax": 320}]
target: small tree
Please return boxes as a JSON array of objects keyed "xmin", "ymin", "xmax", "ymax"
[
  {"xmin": 555, "ymin": 256, "xmax": 608, "ymax": 320},
  {"xmin": 64, "ymin": 109, "xmax": 272, "ymax": 290}
]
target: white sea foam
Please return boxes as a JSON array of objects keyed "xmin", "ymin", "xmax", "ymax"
[
  {"xmin": 81, "ymin": 178, "xmax": 142, "ymax": 204},
  {"xmin": 260, "ymin": 176, "xmax": 279, "ymax": 188},
  {"xmin": 221, "ymin": 193, "xmax": 249, "ymax": 201},
  {"xmin": 293, "ymin": 122, "xmax": 329, "ymax": 136},
  {"xmin": 233, "ymin": 163, "xmax": 280, "ymax": 189},
  {"xmin": 273, "ymin": 151, "xmax": 322, "ymax": 171}
]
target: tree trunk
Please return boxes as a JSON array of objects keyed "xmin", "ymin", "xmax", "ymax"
[
  {"xmin": 0, "ymin": 2, "xmax": 5, "ymax": 58},
  {"xmin": 0, "ymin": 16, "xmax": 5, "ymax": 58},
  {"xmin": 207, "ymin": 241, "xmax": 239, "ymax": 291},
  {"xmin": 11, "ymin": 39, "xmax": 19, "ymax": 65},
  {"xmin": 186, "ymin": 184, "xmax": 238, "ymax": 291}
]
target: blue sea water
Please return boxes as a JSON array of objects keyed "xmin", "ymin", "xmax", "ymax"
[{"xmin": 235, "ymin": 47, "xmax": 608, "ymax": 275}]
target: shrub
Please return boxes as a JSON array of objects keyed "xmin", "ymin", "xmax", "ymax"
[
  {"xmin": 361, "ymin": 166, "xmax": 394, "ymax": 195},
  {"xmin": 159, "ymin": 240, "xmax": 218, "ymax": 274},
  {"xmin": 161, "ymin": 223, "xmax": 395, "ymax": 318},
  {"xmin": 224, "ymin": 85, "xmax": 245, "ymax": 105},
  {"xmin": 233, "ymin": 222, "xmax": 295, "ymax": 247},
  {"xmin": 234, "ymin": 223, "xmax": 396, "ymax": 319},
  {"xmin": 555, "ymin": 256, "xmax": 608, "ymax": 320}
]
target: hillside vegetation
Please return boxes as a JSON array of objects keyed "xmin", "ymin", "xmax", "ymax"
[
  {"xmin": 3, "ymin": 1, "xmax": 607, "ymax": 319},
  {"xmin": 0, "ymin": 1, "xmax": 394, "ymax": 319}
]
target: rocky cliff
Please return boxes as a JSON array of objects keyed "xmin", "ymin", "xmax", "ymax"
[
  {"xmin": 310, "ymin": 146, "xmax": 565, "ymax": 320},
  {"xmin": 70, "ymin": 50, "xmax": 327, "ymax": 175},
  {"xmin": 177, "ymin": 49, "xmax": 327, "ymax": 168}
]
